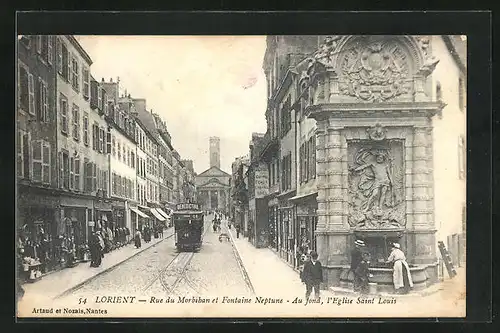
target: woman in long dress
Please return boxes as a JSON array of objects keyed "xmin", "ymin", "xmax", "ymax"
[
  {"xmin": 134, "ymin": 230, "xmax": 142, "ymax": 249},
  {"xmin": 386, "ymin": 243, "xmax": 413, "ymax": 294}
]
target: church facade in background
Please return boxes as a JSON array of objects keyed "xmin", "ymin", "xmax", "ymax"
[{"xmin": 196, "ymin": 136, "xmax": 231, "ymax": 213}]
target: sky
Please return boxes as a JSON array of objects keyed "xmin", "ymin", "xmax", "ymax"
[{"xmin": 76, "ymin": 36, "xmax": 268, "ymax": 175}]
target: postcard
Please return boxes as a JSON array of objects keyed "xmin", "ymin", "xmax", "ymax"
[{"xmin": 16, "ymin": 34, "xmax": 466, "ymax": 318}]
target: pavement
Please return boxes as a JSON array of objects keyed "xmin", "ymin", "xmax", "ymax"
[
  {"xmin": 226, "ymin": 221, "xmax": 465, "ymax": 301},
  {"xmin": 21, "ymin": 228, "xmax": 174, "ymax": 300},
  {"xmin": 226, "ymin": 222, "xmax": 335, "ymax": 299}
]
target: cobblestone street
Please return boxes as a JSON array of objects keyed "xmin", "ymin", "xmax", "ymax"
[{"xmin": 58, "ymin": 216, "xmax": 252, "ymax": 303}]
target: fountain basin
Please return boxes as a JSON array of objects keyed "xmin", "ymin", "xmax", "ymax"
[{"xmin": 339, "ymin": 265, "xmax": 430, "ymax": 293}]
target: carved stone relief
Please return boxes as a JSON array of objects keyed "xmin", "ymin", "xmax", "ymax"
[
  {"xmin": 338, "ymin": 38, "xmax": 413, "ymax": 102},
  {"xmin": 347, "ymin": 139, "xmax": 406, "ymax": 229}
]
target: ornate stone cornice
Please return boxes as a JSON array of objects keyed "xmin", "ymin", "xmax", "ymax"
[{"xmin": 305, "ymin": 101, "xmax": 445, "ymax": 120}]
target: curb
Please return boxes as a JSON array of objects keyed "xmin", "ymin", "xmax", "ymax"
[
  {"xmin": 54, "ymin": 231, "xmax": 174, "ymax": 300},
  {"xmin": 225, "ymin": 225, "xmax": 256, "ymax": 295},
  {"xmin": 329, "ymin": 284, "xmax": 444, "ymax": 299}
]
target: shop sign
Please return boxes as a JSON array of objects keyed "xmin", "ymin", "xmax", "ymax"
[
  {"xmin": 88, "ymin": 221, "xmax": 95, "ymax": 227},
  {"xmin": 254, "ymin": 164, "xmax": 269, "ymax": 199}
]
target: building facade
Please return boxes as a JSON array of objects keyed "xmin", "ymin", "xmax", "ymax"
[
  {"xmin": 101, "ymin": 79, "xmax": 139, "ymax": 236},
  {"xmin": 17, "ymin": 35, "xmax": 60, "ymax": 272},
  {"xmin": 230, "ymin": 155, "xmax": 250, "ymax": 230},
  {"xmin": 246, "ymin": 134, "xmax": 268, "ymax": 247},
  {"xmin": 152, "ymin": 112, "xmax": 176, "ymax": 212},
  {"xmin": 430, "ymin": 36, "xmax": 467, "ymax": 266},
  {"xmin": 56, "ymin": 36, "xmax": 112, "ymax": 262}
]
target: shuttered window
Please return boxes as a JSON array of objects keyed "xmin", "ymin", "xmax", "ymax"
[
  {"xmin": 60, "ymin": 94, "xmax": 68, "ymax": 134},
  {"xmin": 74, "ymin": 157, "xmax": 80, "ymax": 191}
]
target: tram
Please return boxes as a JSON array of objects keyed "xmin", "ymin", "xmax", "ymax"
[{"xmin": 172, "ymin": 202, "xmax": 204, "ymax": 252}]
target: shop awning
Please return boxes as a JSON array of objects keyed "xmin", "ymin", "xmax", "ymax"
[
  {"xmin": 150, "ymin": 208, "xmax": 166, "ymax": 221},
  {"xmin": 289, "ymin": 192, "xmax": 318, "ymax": 202},
  {"xmin": 131, "ymin": 207, "xmax": 150, "ymax": 219},
  {"xmin": 156, "ymin": 208, "xmax": 171, "ymax": 220}
]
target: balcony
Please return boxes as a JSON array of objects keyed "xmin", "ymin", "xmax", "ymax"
[{"xmin": 257, "ymin": 132, "xmax": 280, "ymax": 162}]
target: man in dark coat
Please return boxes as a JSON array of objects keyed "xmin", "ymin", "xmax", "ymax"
[
  {"xmin": 301, "ymin": 251, "xmax": 323, "ymax": 300},
  {"xmin": 235, "ymin": 224, "xmax": 241, "ymax": 238},
  {"xmin": 351, "ymin": 239, "xmax": 365, "ymax": 291},
  {"xmin": 355, "ymin": 252, "xmax": 373, "ymax": 294}
]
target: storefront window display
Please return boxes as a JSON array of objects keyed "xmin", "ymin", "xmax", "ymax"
[
  {"xmin": 17, "ymin": 206, "xmax": 58, "ymax": 276},
  {"xmin": 62, "ymin": 208, "xmax": 87, "ymax": 263}
]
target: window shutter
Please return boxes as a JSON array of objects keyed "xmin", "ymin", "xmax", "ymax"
[
  {"xmin": 59, "ymin": 151, "xmax": 64, "ymax": 188},
  {"xmin": 67, "ymin": 51, "xmax": 71, "ymax": 83},
  {"xmin": 22, "ymin": 133, "xmax": 30, "ymax": 179},
  {"xmin": 74, "ymin": 157, "xmax": 80, "ymax": 191},
  {"xmin": 75, "ymin": 60, "xmax": 80, "ymax": 92},
  {"xmin": 42, "ymin": 142, "xmax": 50, "ymax": 184},
  {"xmin": 69, "ymin": 156, "xmax": 74, "ymax": 189},
  {"xmin": 28, "ymin": 73, "xmax": 35, "ymax": 116},
  {"xmin": 42, "ymin": 82, "xmax": 48, "ymax": 122},
  {"xmin": 36, "ymin": 77, "xmax": 42, "ymax": 120},
  {"xmin": 32, "ymin": 140, "xmax": 43, "ymax": 182},
  {"xmin": 92, "ymin": 125, "xmax": 97, "ymax": 150},
  {"xmin": 47, "ymin": 36, "xmax": 53, "ymax": 65},
  {"xmin": 56, "ymin": 38, "xmax": 62, "ymax": 74},
  {"xmin": 106, "ymin": 130, "xmax": 111, "ymax": 154},
  {"xmin": 92, "ymin": 163, "xmax": 97, "ymax": 192}
]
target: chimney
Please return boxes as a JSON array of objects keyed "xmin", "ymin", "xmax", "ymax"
[
  {"xmin": 117, "ymin": 76, "xmax": 120, "ymax": 83},
  {"xmin": 101, "ymin": 78, "xmax": 104, "ymax": 82},
  {"xmin": 110, "ymin": 77, "xmax": 113, "ymax": 82}
]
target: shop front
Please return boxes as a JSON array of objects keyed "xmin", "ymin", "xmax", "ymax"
[
  {"xmin": 130, "ymin": 206, "xmax": 150, "ymax": 236},
  {"xmin": 290, "ymin": 193, "xmax": 318, "ymax": 268},
  {"xmin": 268, "ymin": 197, "xmax": 279, "ymax": 251},
  {"xmin": 278, "ymin": 206, "xmax": 294, "ymax": 265},
  {"xmin": 60, "ymin": 195, "xmax": 94, "ymax": 266},
  {"xmin": 17, "ymin": 186, "xmax": 61, "ymax": 278}
]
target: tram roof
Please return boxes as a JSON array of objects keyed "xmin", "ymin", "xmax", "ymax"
[{"xmin": 172, "ymin": 210, "xmax": 204, "ymax": 215}]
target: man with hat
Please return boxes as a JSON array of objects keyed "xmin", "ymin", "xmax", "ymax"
[
  {"xmin": 386, "ymin": 243, "xmax": 413, "ymax": 294},
  {"xmin": 351, "ymin": 239, "xmax": 366, "ymax": 292}
]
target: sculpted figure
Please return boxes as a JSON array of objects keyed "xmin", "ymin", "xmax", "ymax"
[{"xmin": 350, "ymin": 152, "xmax": 394, "ymax": 212}]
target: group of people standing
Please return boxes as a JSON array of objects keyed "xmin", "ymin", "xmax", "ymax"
[
  {"xmin": 350, "ymin": 239, "xmax": 413, "ymax": 294},
  {"xmin": 134, "ymin": 224, "xmax": 165, "ymax": 249},
  {"xmin": 298, "ymin": 239, "xmax": 414, "ymax": 299}
]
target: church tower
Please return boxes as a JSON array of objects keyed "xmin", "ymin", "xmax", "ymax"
[{"xmin": 209, "ymin": 136, "xmax": 221, "ymax": 169}]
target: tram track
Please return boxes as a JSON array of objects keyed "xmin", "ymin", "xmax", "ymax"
[{"xmin": 143, "ymin": 217, "xmax": 211, "ymax": 295}]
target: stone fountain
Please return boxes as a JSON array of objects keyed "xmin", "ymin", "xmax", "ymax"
[{"xmin": 301, "ymin": 35, "xmax": 445, "ymax": 293}]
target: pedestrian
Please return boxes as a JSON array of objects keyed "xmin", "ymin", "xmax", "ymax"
[
  {"xmin": 355, "ymin": 252, "xmax": 373, "ymax": 294},
  {"xmin": 386, "ymin": 243, "xmax": 413, "ymax": 294},
  {"xmin": 90, "ymin": 231, "xmax": 103, "ymax": 267},
  {"xmin": 301, "ymin": 251, "xmax": 323, "ymax": 300},
  {"xmin": 235, "ymin": 224, "xmax": 241, "ymax": 238},
  {"xmin": 351, "ymin": 239, "xmax": 365, "ymax": 292},
  {"xmin": 134, "ymin": 229, "xmax": 142, "ymax": 249}
]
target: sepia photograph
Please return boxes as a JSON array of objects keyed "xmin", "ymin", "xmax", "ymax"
[{"xmin": 16, "ymin": 33, "xmax": 467, "ymax": 318}]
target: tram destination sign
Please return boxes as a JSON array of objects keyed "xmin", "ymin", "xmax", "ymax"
[{"xmin": 176, "ymin": 203, "xmax": 201, "ymax": 211}]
